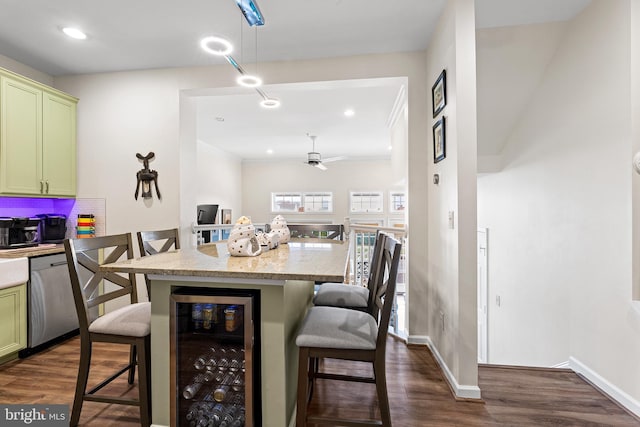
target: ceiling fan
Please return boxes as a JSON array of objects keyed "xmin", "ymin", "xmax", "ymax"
[{"xmin": 305, "ymin": 133, "xmax": 346, "ymax": 171}]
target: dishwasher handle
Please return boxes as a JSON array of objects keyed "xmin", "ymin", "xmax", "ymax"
[{"xmin": 49, "ymin": 261, "xmax": 67, "ymax": 267}]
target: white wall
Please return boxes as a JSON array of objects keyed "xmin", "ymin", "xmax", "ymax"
[
  {"xmin": 424, "ymin": 0, "xmax": 479, "ymax": 394},
  {"xmin": 196, "ymin": 140, "xmax": 242, "ymax": 223},
  {"xmin": 476, "ymin": 22, "xmax": 567, "ymax": 172},
  {"xmin": 241, "ymin": 159, "xmax": 402, "ymax": 225},
  {"xmin": 478, "ymin": 0, "xmax": 640, "ymax": 407},
  {"xmin": 0, "ymin": 53, "xmax": 53, "ymax": 86}
]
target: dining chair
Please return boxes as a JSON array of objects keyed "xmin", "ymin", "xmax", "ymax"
[
  {"xmin": 312, "ymin": 231, "xmax": 386, "ymax": 315},
  {"xmin": 137, "ymin": 227, "xmax": 180, "ymax": 299},
  {"xmin": 295, "ymin": 233, "xmax": 402, "ymax": 427},
  {"xmin": 64, "ymin": 233, "xmax": 151, "ymax": 427}
]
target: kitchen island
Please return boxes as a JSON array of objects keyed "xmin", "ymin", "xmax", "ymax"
[{"xmin": 101, "ymin": 239, "xmax": 349, "ymax": 427}]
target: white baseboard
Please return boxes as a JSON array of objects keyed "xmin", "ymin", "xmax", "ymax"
[
  {"xmin": 407, "ymin": 334, "xmax": 429, "ymax": 345},
  {"xmin": 552, "ymin": 360, "xmax": 570, "ymax": 369},
  {"xmin": 569, "ymin": 356, "xmax": 640, "ymax": 418},
  {"xmin": 423, "ymin": 336, "xmax": 482, "ymax": 400}
]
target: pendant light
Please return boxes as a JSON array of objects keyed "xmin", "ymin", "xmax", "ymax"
[{"xmin": 199, "ymin": 0, "xmax": 280, "ymax": 108}]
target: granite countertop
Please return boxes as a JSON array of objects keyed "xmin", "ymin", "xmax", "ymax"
[
  {"xmin": 101, "ymin": 240, "xmax": 350, "ymax": 283},
  {"xmin": 0, "ymin": 244, "xmax": 65, "ymax": 258}
]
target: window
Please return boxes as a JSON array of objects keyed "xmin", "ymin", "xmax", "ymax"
[
  {"xmin": 350, "ymin": 191, "xmax": 383, "ymax": 213},
  {"xmin": 271, "ymin": 192, "xmax": 333, "ymax": 213},
  {"xmin": 271, "ymin": 193, "xmax": 302, "ymax": 212},
  {"xmin": 390, "ymin": 191, "xmax": 406, "ymax": 213},
  {"xmin": 303, "ymin": 192, "xmax": 333, "ymax": 213}
]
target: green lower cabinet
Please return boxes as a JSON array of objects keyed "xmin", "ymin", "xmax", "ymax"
[{"xmin": 0, "ymin": 284, "xmax": 27, "ymax": 361}]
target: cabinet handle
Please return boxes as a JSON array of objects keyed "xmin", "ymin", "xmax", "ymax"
[
  {"xmin": 40, "ymin": 181, "xmax": 44, "ymax": 193},
  {"xmin": 46, "ymin": 181, "xmax": 49, "ymax": 193}
]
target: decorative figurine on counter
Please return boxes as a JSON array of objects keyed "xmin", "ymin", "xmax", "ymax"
[
  {"xmin": 227, "ymin": 216, "xmax": 262, "ymax": 257},
  {"xmin": 270, "ymin": 215, "xmax": 290, "ymax": 243},
  {"xmin": 134, "ymin": 152, "xmax": 162, "ymax": 200}
]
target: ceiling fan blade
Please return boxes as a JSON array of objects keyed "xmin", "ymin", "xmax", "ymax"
[
  {"xmin": 314, "ymin": 163, "xmax": 328, "ymax": 171},
  {"xmin": 322, "ymin": 156, "xmax": 347, "ymax": 163}
]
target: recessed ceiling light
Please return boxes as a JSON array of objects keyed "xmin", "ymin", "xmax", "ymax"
[
  {"xmin": 388, "ymin": 145, "xmax": 393, "ymax": 151},
  {"xmin": 237, "ymin": 75, "xmax": 262, "ymax": 88},
  {"xmin": 200, "ymin": 36, "xmax": 233, "ymax": 56},
  {"xmin": 215, "ymin": 117, "xmax": 225, "ymax": 122},
  {"xmin": 344, "ymin": 109, "xmax": 355, "ymax": 117},
  {"xmin": 266, "ymin": 149, "xmax": 274, "ymax": 155},
  {"xmin": 62, "ymin": 27, "xmax": 87, "ymax": 40},
  {"xmin": 260, "ymin": 98, "xmax": 281, "ymax": 108}
]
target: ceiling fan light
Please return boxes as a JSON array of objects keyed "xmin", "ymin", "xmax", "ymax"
[
  {"xmin": 200, "ymin": 36, "xmax": 233, "ymax": 56},
  {"xmin": 260, "ymin": 98, "xmax": 280, "ymax": 108},
  {"xmin": 237, "ymin": 75, "xmax": 262, "ymax": 87}
]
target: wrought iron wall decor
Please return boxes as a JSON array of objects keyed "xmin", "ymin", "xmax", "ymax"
[{"xmin": 135, "ymin": 152, "xmax": 161, "ymax": 200}]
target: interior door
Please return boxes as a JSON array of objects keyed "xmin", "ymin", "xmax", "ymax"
[{"xmin": 477, "ymin": 228, "xmax": 488, "ymax": 363}]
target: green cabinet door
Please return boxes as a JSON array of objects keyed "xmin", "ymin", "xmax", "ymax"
[
  {"xmin": 43, "ymin": 91, "xmax": 76, "ymax": 196},
  {"xmin": 0, "ymin": 284, "xmax": 27, "ymax": 359},
  {"xmin": 0, "ymin": 76, "xmax": 42, "ymax": 195}
]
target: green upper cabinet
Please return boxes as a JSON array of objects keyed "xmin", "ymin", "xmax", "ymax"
[
  {"xmin": 0, "ymin": 75, "xmax": 42, "ymax": 195},
  {"xmin": 0, "ymin": 68, "xmax": 78, "ymax": 197},
  {"xmin": 43, "ymin": 91, "xmax": 77, "ymax": 196}
]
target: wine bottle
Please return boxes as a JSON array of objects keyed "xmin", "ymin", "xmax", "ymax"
[
  {"xmin": 229, "ymin": 412, "xmax": 246, "ymax": 427},
  {"xmin": 213, "ymin": 372, "xmax": 236, "ymax": 402},
  {"xmin": 183, "ymin": 373, "xmax": 205, "ymax": 399},
  {"xmin": 231, "ymin": 372, "xmax": 245, "ymax": 392}
]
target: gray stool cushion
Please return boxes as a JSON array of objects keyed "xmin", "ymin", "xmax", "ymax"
[
  {"xmin": 89, "ymin": 302, "xmax": 151, "ymax": 337},
  {"xmin": 296, "ymin": 306, "xmax": 377, "ymax": 350},
  {"xmin": 313, "ymin": 283, "xmax": 369, "ymax": 308}
]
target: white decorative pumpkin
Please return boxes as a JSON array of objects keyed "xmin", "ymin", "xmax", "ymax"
[
  {"xmin": 270, "ymin": 215, "xmax": 290, "ymax": 244},
  {"xmin": 227, "ymin": 217, "xmax": 262, "ymax": 257}
]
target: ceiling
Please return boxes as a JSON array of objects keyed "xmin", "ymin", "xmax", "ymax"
[{"xmin": 0, "ymin": 0, "xmax": 591, "ymax": 161}]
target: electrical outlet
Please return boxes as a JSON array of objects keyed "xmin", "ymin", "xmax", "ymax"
[{"xmin": 448, "ymin": 211, "xmax": 455, "ymax": 229}]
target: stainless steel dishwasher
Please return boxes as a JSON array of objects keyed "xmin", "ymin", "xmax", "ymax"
[{"xmin": 25, "ymin": 253, "xmax": 79, "ymax": 353}]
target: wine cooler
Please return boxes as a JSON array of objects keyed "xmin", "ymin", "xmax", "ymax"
[{"xmin": 171, "ymin": 289, "xmax": 261, "ymax": 427}]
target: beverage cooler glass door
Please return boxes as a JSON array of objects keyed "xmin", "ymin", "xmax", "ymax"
[{"xmin": 171, "ymin": 292, "xmax": 257, "ymax": 427}]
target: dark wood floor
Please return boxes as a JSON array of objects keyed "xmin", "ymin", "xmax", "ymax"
[{"xmin": 0, "ymin": 336, "xmax": 637, "ymax": 426}]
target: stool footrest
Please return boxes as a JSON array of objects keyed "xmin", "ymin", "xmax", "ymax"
[
  {"xmin": 86, "ymin": 363, "xmax": 134, "ymax": 395},
  {"xmin": 313, "ymin": 372, "xmax": 375, "ymax": 384},
  {"xmin": 307, "ymin": 415, "xmax": 383, "ymax": 426}
]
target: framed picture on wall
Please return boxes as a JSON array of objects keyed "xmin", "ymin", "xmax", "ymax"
[
  {"xmin": 432, "ymin": 69, "xmax": 446, "ymax": 117},
  {"xmin": 220, "ymin": 209, "xmax": 233, "ymax": 224},
  {"xmin": 433, "ymin": 117, "xmax": 446, "ymax": 163}
]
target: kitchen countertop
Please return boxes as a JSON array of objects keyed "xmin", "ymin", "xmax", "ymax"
[
  {"xmin": 0, "ymin": 244, "xmax": 65, "ymax": 258},
  {"xmin": 101, "ymin": 240, "xmax": 350, "ymax": 283}
]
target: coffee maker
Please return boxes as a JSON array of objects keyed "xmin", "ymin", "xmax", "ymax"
[
  {"xmin": 36, "ymin": 214, "xmax": 68, "ymax": 243},
  {"xmin": 0, "ymin": 217, "xmax": 40, "ymax": 249}
]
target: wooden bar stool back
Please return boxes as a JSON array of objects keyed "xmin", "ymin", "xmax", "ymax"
[
  {"xmin": 64, "ymin": 233, "xmax": 151, "ymax": 427},
  {"xmin": 137, "ymin": 228, "xmax": 180, "ymax": 298},
  {"xmin": 312, "ymin": 231, "xmax": 386, "ymax": 315},
  {"xmin": 295, "ymin": 233, "xmax": 402, "ymax": 427}
]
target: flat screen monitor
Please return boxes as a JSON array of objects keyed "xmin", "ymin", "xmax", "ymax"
[{"xmin": 197, "ymin": 204, "xmax": 218, "ymax": 225}]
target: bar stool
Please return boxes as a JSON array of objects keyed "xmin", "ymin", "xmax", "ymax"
[
  {"xmin": 312, "ymin": 231, "xmax": 386, "ymax": 316},
  {"xmin": 295, "ymin": 234, "xmax": 402, "ymax": 427},
  {"xmin": 64, "ymin": 233, "xmax": 151, "ymax": 427}
]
